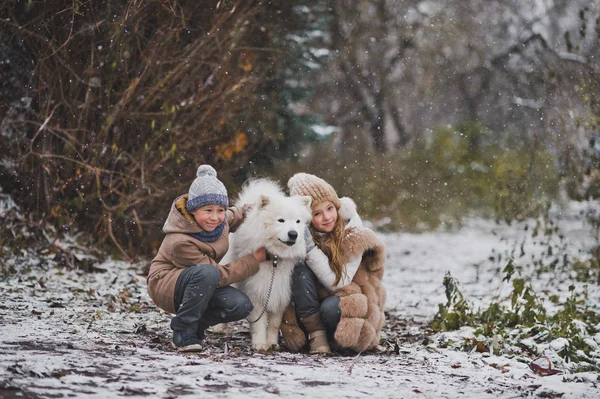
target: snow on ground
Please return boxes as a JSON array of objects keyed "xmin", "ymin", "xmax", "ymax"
[{"xmin": 1, "ymin": 202, "xmax": 599, "ymax": 398}]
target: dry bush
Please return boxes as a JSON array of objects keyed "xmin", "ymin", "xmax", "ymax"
[{"xmin": 0, "ymin": 1, "xmax": 289, "ymax": 259}]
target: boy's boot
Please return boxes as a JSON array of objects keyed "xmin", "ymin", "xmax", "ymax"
[
  {"xmin": 172, "ymin": 331, "xmax": 203, "ymax": 352},
  {"xmin": 300, "ymin": 312, "xmax": 332, "ymax": 355},
  {"xmin": 195, "ymin": 318, "xmax": 210, "ymax": 344}
]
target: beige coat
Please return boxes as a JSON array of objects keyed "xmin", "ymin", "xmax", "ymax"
[
  {"xmin": 147, "ymin": 195, "xmax": 260, "ymax": 314},
  {"xmin": 282, "ymin": 225, "xmax": 386, "ymax": 353}
]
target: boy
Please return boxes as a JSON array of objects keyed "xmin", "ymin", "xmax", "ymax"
[{"xmin": 147, "ymin": 165, "xmax": 266, "ymax": 352}]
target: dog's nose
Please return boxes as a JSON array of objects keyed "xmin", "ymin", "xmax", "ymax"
[{"xmin": 288, "ymin": 230, "xmax": 298, "ymax": 240}]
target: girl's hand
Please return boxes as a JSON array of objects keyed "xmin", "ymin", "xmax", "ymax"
[
  {"xmin": 304, "ymin": 225, "xmax": 316, "ymax": 252},
  {"xmin": 363, "ymin": 248, "xmax": 376, "ymax": 257}
]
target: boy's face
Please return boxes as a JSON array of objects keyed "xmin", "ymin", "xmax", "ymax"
[{"xmin": 192, "ymin": 205, "xmax": 226, "ymax": 232}]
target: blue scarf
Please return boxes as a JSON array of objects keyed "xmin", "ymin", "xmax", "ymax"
[{"xmin": 187, "ymin": 220, "xmax": 226, "ymax": 243}]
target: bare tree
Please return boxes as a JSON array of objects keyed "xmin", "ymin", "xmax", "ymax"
[
  {"xmin": 312, "ymin": 0, "xmax": 600, "ymax": 163},
  {"xmin": 317, "ymin": 0, "xmax": 419, "ymax": 154}
]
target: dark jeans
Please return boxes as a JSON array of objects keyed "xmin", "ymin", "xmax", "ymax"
[
  {"xmin": 291, "ymin": 261, "xmax": 341, "ymax": 340},
  {"xmin": 170, "ymin": 264, "xmax": 253, "ymax": 335}
]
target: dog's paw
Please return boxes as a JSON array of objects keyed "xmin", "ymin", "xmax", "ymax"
[
  {"xmin": 253, "ymin": 343, "xmax": 280, "ymax": 353},
  {"xmin": 268, "ymin": 343, "xmax": 280, "ymax": 351},
  {"xmin": 252, "ymin": 342, "xmax": 269, "ymax": 352},
  {"xmin": 208, "ymin": 323, "xmax": 229, "ymax": 334}
]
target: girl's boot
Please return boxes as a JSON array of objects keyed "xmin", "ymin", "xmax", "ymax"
[{"xmin": 300, "ymin": 312, "xmax": 332, "ymax": 354}]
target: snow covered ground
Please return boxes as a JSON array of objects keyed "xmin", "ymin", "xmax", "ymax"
[{"xmin": 1, "ymin": 202, "xmax": 599, "ymax": 398}]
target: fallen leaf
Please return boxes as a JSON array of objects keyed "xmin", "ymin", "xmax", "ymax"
[{"xmin": 529, "ymin": 356, "xmax": 563, "ymax": 376}]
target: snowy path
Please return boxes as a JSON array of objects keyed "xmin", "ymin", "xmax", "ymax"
[{"xmin": 1, "ymin": 209, "xmax": 599, "ymax": 398}]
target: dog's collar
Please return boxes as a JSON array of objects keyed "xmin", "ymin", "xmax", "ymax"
[{"xmin": 265, "ymin": 250, "xmax": 278, "ymax": 267}]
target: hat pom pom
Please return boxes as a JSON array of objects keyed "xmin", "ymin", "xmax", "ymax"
[{"xmin": 197, "ymin": 165, "xmax": 217, "ymax": 178}]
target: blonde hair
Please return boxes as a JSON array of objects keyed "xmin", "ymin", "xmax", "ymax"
[{"xmin": 310, "ymin": 210, "xmax": 346, "ymax": 286}]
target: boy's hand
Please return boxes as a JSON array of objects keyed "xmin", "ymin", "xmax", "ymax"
[
  {"xmin": 253, "ymin": 247, "xmax": 267, "ymax": 263},
  {"xmin": 242, "ymin": 203, "xmax": 254, "ymax": 217}
]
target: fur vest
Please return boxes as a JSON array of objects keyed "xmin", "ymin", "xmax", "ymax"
[{"xmin": 282, "ymin": 223, "xmax": 386, "ymax": 353}]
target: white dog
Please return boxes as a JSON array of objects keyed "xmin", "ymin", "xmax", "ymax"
[{"xmin": 223, "ymin": 179, "xmax": 312, "ymax": 351}]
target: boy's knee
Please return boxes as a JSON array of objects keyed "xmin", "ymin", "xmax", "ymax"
[
  {"xmin": 235, "ymin": 291, "xmax": 253, "ymax": 315},
  {"xmin": 241, "ymin": 297, "xmax": 253, "ymax": 318},
  {"xmin": 227, "ymin": 291, "xmax": 253, "ymax": 320},
  {"xmin": 190, "ymin": 264, "xmax": 221, "ymax": 285}
]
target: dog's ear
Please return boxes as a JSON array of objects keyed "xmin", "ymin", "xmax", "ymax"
[
  {"xmin": 297, "ymin": 195, "xmax": 312, "ymax": 209},
  {"xmin": 259, "ymin": 195, "xmax": 270, "ymax": 209}
]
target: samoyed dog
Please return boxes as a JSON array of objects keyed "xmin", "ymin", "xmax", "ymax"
[{"xmin": 223, "ymin": 179, "xmax": 312, "ymax": 351}]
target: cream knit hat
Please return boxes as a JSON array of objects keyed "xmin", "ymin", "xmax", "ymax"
[{"xmin": 287, "ymin": 173, "xmax": 341, "ymax": 209}]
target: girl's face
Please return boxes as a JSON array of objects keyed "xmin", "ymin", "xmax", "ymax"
[
  {"xmin": 192, "ymin": 205, "xmax": 226, "ymax": 232},
  {"xmin": 311, "ymin": 200, "xmax": 338, "ymax": 233}
]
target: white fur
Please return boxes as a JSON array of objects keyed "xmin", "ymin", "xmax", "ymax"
[{"xmin": 223, "ymin": 179, "xmax": 312, "ymax": 351}]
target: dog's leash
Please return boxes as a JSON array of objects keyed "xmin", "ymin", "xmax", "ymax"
[{"xmin": 247, "ymin": 253, "xmax": 278, "ymax": 324}]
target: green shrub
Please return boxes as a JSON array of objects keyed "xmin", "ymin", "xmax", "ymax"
[
  {"xmin": 431, "ymin": 255, "xmax": 600, "ymax": 370},
  {"xmin": 431, "ymin": 272, "xmax": 474, "ymax": 331},
  {"xmin": 271, "ymin": 121, "xmax": 561, "ymax": 231}
]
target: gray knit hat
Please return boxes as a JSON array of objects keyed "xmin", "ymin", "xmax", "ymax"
[
  {"xmin": 186, "ymin": 165, "xmax": 229, "ymax": 213},
  {"xmin": 287, "ymin": 173, "xmax": 341, "ymax": 210}
]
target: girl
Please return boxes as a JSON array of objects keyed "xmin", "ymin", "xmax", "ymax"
[
  {"xmin": 147, "ymin": 165, "xmax": 266, "ymax": 352},
  {"xmin": 283, "ymin": 173, "xmax": 386, "ymax": 354}
]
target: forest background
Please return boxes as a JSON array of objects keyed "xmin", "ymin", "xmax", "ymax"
[
  {"xmin": 1, "ymin": 0, "xmax": 600, "ymax": 377},
  {"xmin": 1, "ymin": 0, "xmax": 599, "ymax": 259}
]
